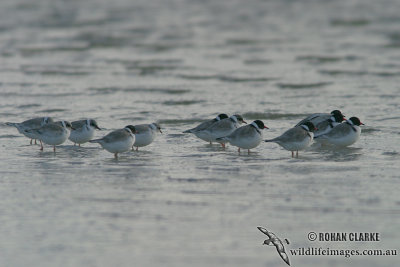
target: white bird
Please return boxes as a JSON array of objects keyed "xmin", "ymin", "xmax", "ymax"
[
  {"xmin": 89, "ymin": 125, "xmax": 136, "ymax": 158},
  {"xmin": 217, "ymin": 120, "xmax": 268, "ymax": 153},
  {"xmin": 183, "ymin": 113, "xmax": 229, "ymax": 144},
  {"xmin": 265, "ymin": 121, "xmax": 317, "ymax": 157},
  {"xmin": 69, "ymin": 119, "xmax": 101, "ymax": 146},
  {"xmin": 197, "ymin": 114, "xmax": 247, "ymax": 147},
  {"xmin": 314, "ymin": 117, "xmax": 364, "ymax": 147},
  {"xmin": 25, "ymin": 120, "xmax": 73, "ymax": 152},
  {"xmin": 6, "ymin": 117, "xmax": 53, "ymax": 145},
  {"xmin": 132, "ymin": 122, "xmax": 162, "ymax": 151}
]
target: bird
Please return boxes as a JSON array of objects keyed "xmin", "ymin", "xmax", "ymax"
[
  {"xmin": 69, "ymin": 119, "xmax": 101, "ymax": 146},
  {"xmin": 265, "ymin": 121, "xmax": 317, "ymax": 157},
  {"xmin": 314, "ymin": 117, "xmax": 364, "ymax": 147},
  {"xmin": 25, "ymin": 120, "xmax": 73, "ymax": 152},
  {"xmin": 89, "ymin": 125, "xmax": 136, "ymax": 158},
  {"xmin": 132, "ymin": 122, "xmax": 162, "ymax": 151},
  {"xmin": 6, "ymin": 117, "xmax": 53, "ymax": 145},
  {"xmin": 183, "ymin": 113, "xmax": 229, "ymax": 144},
  {"xmin": 257, "ymin": 227, "xmax": 290, "ymax": 266},
  {"xmin": 217, "ymin": 120, "xmax": 268, "ymax": 153},
  {"xmin": 196, "ymin": 114, "xmax": 247, "ymax": 148},
  {"xmin": 312, "ymin": 110, "xmax": 345, "ymax": 137},
  {"xmin": 295, "ymin": 110, "xmax": 345, "ymax": 130}
]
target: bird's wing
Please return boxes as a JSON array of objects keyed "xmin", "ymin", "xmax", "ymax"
[
  {"xmin": 272, "ymin": 127, "xmax": 308, "ymax": 143},
  {"xmin": 321, "ymin": 123, "xmax": 352, "ymax": 138},
  {"xmin": 134, "ymin": 124, "xmax": 151, "ymax": 134},
  {"xmin": 257, "ymin": 227, "xmax": 273, "ymax": 239},
  {"xmin": 71, "ymin": 120, "xmax": 86, "ymax": 130},
  {"xmin": 102, "ymin": 129, "xmax": 129, "ymax": 143},
  {"xmin": 295, "ymin": 113, "xmax": 329, "ymax": 127}
]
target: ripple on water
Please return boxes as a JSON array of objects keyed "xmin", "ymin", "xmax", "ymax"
[
  {"xmin": 276, "ymin": 82, "xmax": 333, "ymax": 89},
  {"xmin": 89, "ymin": 87, "xmax": 190, "ymax": 95},
  {"xmin": 296, "ymin": 55, "xmax": 359, "ymax": 64},
  {"xmin": 177, "ymin": 74, "xmax": 276, "ymax": 83}
]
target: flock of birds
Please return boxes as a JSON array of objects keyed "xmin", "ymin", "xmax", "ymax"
[{"xmin": 5, "ymin": 110, "xmax": 363, "ymax": 158}]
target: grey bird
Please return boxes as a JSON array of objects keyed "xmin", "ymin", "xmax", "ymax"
[
  {"xmin": 183, "ymin": 113, "xmax": 229, "ymax": 144},
  {"xmin": 25, "ymin": 120, "xmax": 73, "ymax": 152},
  {"xmin": 69, "ymin": 119, "xmax": 101, "ymax": 146},
  {"xmin": 6, "ymin": 117, "xmax": 53, "ymax": 145},
  {"xmin": 132, "ymin": 122, "xmax": 162, "ymax": 151},
  {"xmin": 90, "ymin": 125, "xmax": 136, "ymax": 159},
  {"xmin": 197, "ymin": 114, "xmax": 247, "ymax": 148},
  {"xmin": 257, "ymin": 227, "xmax": 290, "ymax": 266},
  {"xmin": 217, "ymin": 120, "xmax": 268, "ymax": 153},
  {"xmin": 314, "ymin": 117, "xmax": 364, "ymax": 147},
  {"xmin": 265, "ymin": 121, "xmax": 317, "ymax": 157}
]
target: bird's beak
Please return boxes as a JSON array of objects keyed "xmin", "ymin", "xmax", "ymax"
[
  {"xmin": 71, "ymin": 127, "xmax": 76, "ymax": 130},
  {"xmin": 95, "ymin": 125, "xmax": 101, "ymax": 130},
  {"xmin": 360, "ymin": 122, "xmax": 365, "ymax": 125},
  {"xmin": 159, "ymin": 129, "xmax": 163, "ymax": 134},
  {"xmin": 264, "ymin": 126, "xmax": 269, "ymax": 129},
  {"xmin": 242, "ymin": 120, "xmax": 247, "ymax": 124}
]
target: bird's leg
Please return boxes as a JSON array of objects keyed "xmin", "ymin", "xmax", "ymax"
[
  {"xmin": 221, "ymin": 143, "xmax": 225, "ymax": 148},
  {"xmin": 30, "ymin": 139, "xmax": 33, "ymax": 145},
  {"xmin": 74, "ymin": 143, "xmax": 76, "ymax": 146},
  {"xmin": 291, "ymin": 151, "xmax": 294, "ymax": 157},
  {"xmin": 296, "ymin": 151, "xmax": 299, "ymax": 157},
  {"xmin": 248, "ymin": 149, "xmax": 250, "ymax": 154},
  {"xmin": 34, "ymin": 139, "xmax": 37, "ymax": 145},
  {"xmin": 53, "ymin": 146, "xmax": 56, "ymax": 152},
  {"xmin": 132, "ymin": 145, "xmax": 134, "ymax": 151},
  {"xmin": 238, "ymin": 148, "xmax": 240, "ymax": 153},
  {"xmin": 209, "ymin": 142, "xmax": 212, "ymax": 145},
  {"xmin": 136, "ymin": 147, "xmax": 139, "ymax": 151},
  {"xmin": 78, "ymin": 144, "xmax": 81, "ymax": 147},
  {"xmin": 114, "ymin": 153, "xmax": 118, "ymax": 159}
]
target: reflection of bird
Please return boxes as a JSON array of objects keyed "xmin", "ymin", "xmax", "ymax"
[{"xmin": 257, "ymin": 226, "xmax": 290, "ymax": 266}]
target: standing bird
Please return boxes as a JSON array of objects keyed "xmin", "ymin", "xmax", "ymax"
[
  {"xmin": 196, "ymin": 114, "xmax": 247, "ymax": 148},
  {"xmin": 132, "ymin": 122, "xmax": 162, "ymax": 151},
  {"xmin": 314, "ymin": 117, "xmax": 364, "ymax": 147},
  {"xmin": 25, "ymin": 120, "xmax": 73, "ymax": 152},
  {"xmin": 265, "ymin": 121, "xmax": 317, "ymax": 157},
  {"xmin": 183, "ymin": 113, "xmax": 229, "ymax": 144},
  {"xmin": 217, "ymin": 120, "xmax": 268, "ymax": 153},
  {"xmin": 89, "ymin": 125, "xmax": 136, "ymax": 159},
  {"xmin": 69, "ymin": 119, "xmax": 101, "ymax": 146},
  {"xmin": 6, "ymin": 117, "xmax": 53, "ymax": 145},
  {"xmin": 295, "ymin": 110, "xmax": 345, "ymax": 129}
]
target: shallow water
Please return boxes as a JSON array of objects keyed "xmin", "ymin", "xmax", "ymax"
[{"xmin": 0, "ymin": 0, "xmax": 399, "ymax": 266}]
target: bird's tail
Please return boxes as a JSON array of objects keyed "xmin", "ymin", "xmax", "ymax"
[
  {"xmin": 5, "ymin": 122, "xmax": 18, "ymax": 128},
  {"xmin": 183, "ymin": 129, "xmax": 193, "ymax": 133}
]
